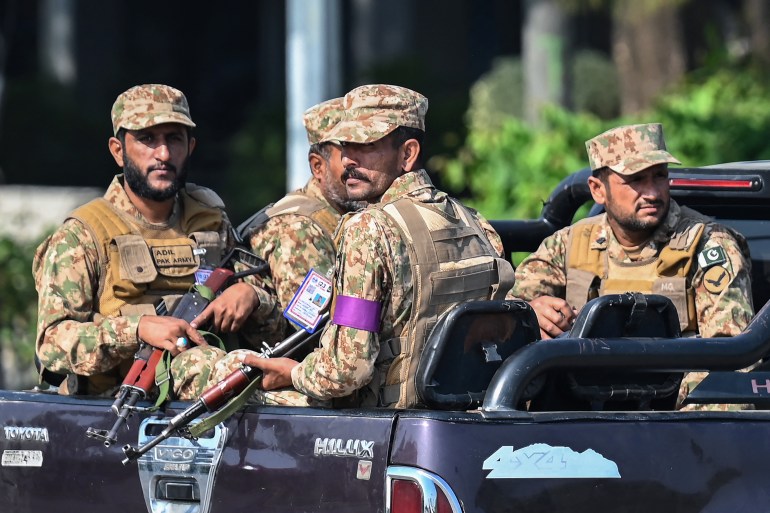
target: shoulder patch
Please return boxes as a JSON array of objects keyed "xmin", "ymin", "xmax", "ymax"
[
  {"xmin": 697, "ymin": 246, "xmax": 727, "ymax": 270},
  {"xmin": 703, "ymin": 265, "xmax": 731, "ymax": 294}
]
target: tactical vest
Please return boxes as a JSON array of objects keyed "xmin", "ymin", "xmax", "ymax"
[
  {"xmin": 237, "ymin": 192, "xmax": 340, "ymax": 248},
  {"xmin": 62, "ymin": 185, "xmax": 225, "ymax": 394},
  {"xmin": 565, "ymin": 206, "xmax": 710, "ymax": 333},
  {"xmin": 367, "ymin": 197, "xmax": 516, "ymax": 408}
]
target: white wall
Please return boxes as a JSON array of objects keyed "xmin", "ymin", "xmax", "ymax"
[{"xmin": 0, "ymin": 185, "xmax": 102, "ymax": 243}]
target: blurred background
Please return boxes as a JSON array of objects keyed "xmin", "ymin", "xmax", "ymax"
[{"xmin": 2, "ymin": 0, "xmax": 770, "ymax": 388}]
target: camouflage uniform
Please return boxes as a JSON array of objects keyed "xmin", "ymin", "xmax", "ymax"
[
  {"xmin": 33, "ymin": 84, "xmax": 269, "ymax": 399},
  {"xmin": 291, "ymin": 169, "xmax": 511, "ymax": 407},
  {"xmin": 204, "ymin": 85, "xmax": 515, "ymax": 408},
  {"xmin": 238, "ymin": 98, "xmax": 346, "ymax": 347},
  {"xmin": 512, "ymin": 123, "xmax": 755, "ymax": 410}
]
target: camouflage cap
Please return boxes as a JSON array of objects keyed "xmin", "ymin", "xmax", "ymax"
[
  {"xmin": 323, "ymin": 84, "xmax": 428, "ymax": 144},
  {"xmin": 110, "ymin": 84, "xmax": 196, "ymax": 136},
  {"xmin": 585, "ymin": 123, "xmax": 680, "ymax": 175},
  {"xmin": 303, "ymin": 97, "xmax": 344, "ymax": 145}
]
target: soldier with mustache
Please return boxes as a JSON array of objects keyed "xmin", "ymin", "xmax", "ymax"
[
  {"xmin": 511, "ymin": 123, "xmax": 755, "ymax": 409},
  {"xmin": 33, "ymin": 84, "xmax": 262, "ymax": 399},
  {"xmin": 209, "ymin": 84, "xmax": 516, "ymax": 408}
]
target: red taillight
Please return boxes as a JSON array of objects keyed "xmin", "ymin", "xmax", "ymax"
[
  {"xmin": 391, "ymin": 478, "xmax": 455, "ymax": 513},
  {"xmin": 391, "ymin": 480, "xmax": 422, "ymax": 513},
  {"xmin": 670, "ymin": 178, "xmax": 756, "ymax": 190}
]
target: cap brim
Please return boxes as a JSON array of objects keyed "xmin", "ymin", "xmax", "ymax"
[
  {"xmin": 321, "ymin": 119, "xmax": 398, "ymax": 144},
  {"xmin": 116, "ymin": 113, "xmax": 196, "ymax": 134},
  {"xmin": 608, "ymin": 150, "xmax": 681, "ymax": 175}
]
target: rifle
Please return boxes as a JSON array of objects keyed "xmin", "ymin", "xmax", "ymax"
[
  {"xmin": 121, "ymin": 313, "xmax": 328, "ymax": 464},
  {"xmin": 86, "ymin": 248, "xmax": 268, "ymax": 448}
]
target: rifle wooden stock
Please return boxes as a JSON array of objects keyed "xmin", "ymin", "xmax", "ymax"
[
  {"xmin": 87, "ymin": 251, "xmax": 268, "ymax": 449},
  {"xmin": 122, "ymin": 314, "xmax": 329, "ymax": 463}
]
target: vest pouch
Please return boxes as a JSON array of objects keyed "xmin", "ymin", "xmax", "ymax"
[
  {"xmin": 110, "ymin": 236, "xmax": 152, "ymax": 301},
  {"xmin": 653, "ymin": 277, "xmax": 690, "ymax": 331},
  {"xmin": 430, "ymin": 260, "xmax": 497, "ymax": 308},
  {"xmin": 189, "ymin": 231, "xmax": 224, "ymax": 267},
  {"xmin": 566, "ymin": 269, "xmax": 600, "ymax": 311},
  {"xmin": 115, "ymin": 235, "xmax": 158, "ymax": 283}
]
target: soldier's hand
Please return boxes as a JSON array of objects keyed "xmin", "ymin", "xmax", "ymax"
[
  {"xmin": 137, "ymin": 316, "xmax": 208, "ymax": 356},
  {"xmin": 528, "ymin": 296, "xmax": 576, "ymax": 339},
  {"xmin": 238, "ymin": 354, "xmax": 297, "ymax": 390},
  {"xmin": 191, "ymin": 282, "xmax": 260, "ymax": 333}
]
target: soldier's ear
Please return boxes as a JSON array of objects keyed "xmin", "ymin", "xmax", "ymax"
[
  {"xmin": 108, "ymin": 137, "xmax": 124, "ymax": 168},
  {"xmin": 401, "ymin": 139, "xmax": 420, "ymax": 172},
  {"xmin": 588, "ymin": 175, "xmax": 607, "ymax": 205},
  {"xmin": 309, "ymin": 152, "xmax": 325, "ymax": 180}
]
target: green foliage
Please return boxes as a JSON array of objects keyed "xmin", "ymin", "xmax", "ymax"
[
  {"xmin": 466, "ymin": 57, "xmax": 524, "ymax": 133},
  {"xmin": 571, "ymin": 50, "xmax": 620, "ymax": 120},
  {"xmin": 653, "ymin": 69, "xmax": 770, "ymax": 165},
  {"xmin": 441, "ymin": 106, "xmax": 603, "ymax": 220},
  {"xmin": 437, "ymin": 66, "xmax": 770, "ymax": 221},
  {"xmin": 0, "ymin": 235, "xmax": 38, "ymax": 372}
]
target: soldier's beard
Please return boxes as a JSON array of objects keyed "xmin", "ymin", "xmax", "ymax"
[
  {"xmin": 123, "ymin": 155, "xmax": 189, "ymax": 202},
  {"xmin": 605, "ymin": 198, "xmax": 669, "ymax": 233},
  {"xmin": 323, "ymin": 166, "xmax": 367, "ymax": 212}
]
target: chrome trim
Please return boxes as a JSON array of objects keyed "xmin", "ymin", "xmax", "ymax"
[
  {"xmin": 386, "ymin": 465, "xmax": 463, "ymax": 513},
  {"xmin": 135, "ymin": 417, "xmax": 227, "ymax": 513}
]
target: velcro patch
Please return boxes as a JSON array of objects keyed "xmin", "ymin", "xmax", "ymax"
[
  {"xmin": 697, "ymin": 246, "xmax": 727, "ymax": 270},
  {"xmin": 703, "ymin": 265, "xmax": 731, "ymax": 294},
  {"xmin": 151, "ymin": 245, "xmax": 196, "ymax": 267}
]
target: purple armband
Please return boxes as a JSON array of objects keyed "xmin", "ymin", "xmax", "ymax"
[{"xmin": 333, "ymin": 295, "xmax": 382, "ymax": 332}]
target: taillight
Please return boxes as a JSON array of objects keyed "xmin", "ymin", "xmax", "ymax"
[
  {"xmin": 391, "ymin": 480, "xmax": 422, "ymax": 513},
  {"xmin": 386, "ymin": 466, "xmax": 462, "ymax": 513}
]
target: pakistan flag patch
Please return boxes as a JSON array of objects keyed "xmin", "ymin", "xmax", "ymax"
[{"xmin": 697, "ymin": 247, "xmax": 727, "ymax": 270}]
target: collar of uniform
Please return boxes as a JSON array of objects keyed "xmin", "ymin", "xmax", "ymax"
[
  {"xmin": 304, "ymin": 176, "xmax": 334, "ymax": 209},
  {"xmin": 589, "ymin": 216, "xmax": 610, "ymax": 250},
  {"xmin": 597, "ymin": 200, "xmax": 683, "ymax": 261},
  {"xmin": 377, "ymin": 168, "xmax": 433, "ymax": 204},
  {"xmin": 109, "ymin": 174, "xmax": 180, "ymax": 228},
  {"xmin": 652, "ymin": 200, "xmax": 682, "ymax": 243}
]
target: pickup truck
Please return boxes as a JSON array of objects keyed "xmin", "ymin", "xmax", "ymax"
[{"xmin": 3, "ymin": 162, "xmax": 770, "ymax": 513}]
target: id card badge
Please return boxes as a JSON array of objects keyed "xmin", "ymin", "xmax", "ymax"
[{"xmin": 284, "ymin": 268, "xmax": 333, "ymax": 333}]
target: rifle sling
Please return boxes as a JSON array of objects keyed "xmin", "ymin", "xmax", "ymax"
[{"xmin": 188, "ymin": 373, "xmax": 264, "ymax": 438}]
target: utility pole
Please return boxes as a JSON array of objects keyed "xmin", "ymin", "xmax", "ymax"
[{"xmin": 285, "ymin": 0, "xmax": 342, "ymax": 192}]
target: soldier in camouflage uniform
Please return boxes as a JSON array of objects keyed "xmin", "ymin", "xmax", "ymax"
[
  {"xmin": 33, "ymin": 84, "xmax": 271, "ymax": 400},
  {"xmin": 218, "ymin": 84, "xmax": 515, "ymax": 408},
  {"xmin": 234, "ymin": 97, "xmax": 367, "ymax": 347},
  {"xmin": 511, "ymin": 123, "xmax": 754, "ymax": 410}
]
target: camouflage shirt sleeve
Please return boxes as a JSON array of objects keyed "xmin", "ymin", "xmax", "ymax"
[
  {"xmin": 691, "ymin": 225, "xmax": 754, "ymax": 337},
  {"xmin": 242, "ymin": 213, "xmax": 337, "ymax": 345},
  {"xmin": 250, "ymin": 213, "xmax": 337, "ymax": 310},
  {"xmin": 34, "ymin": 219, "xmax": 141, "ymax": 375},
  {"xmin": 510, "ymin": 227, "xmax": 571, "ymax": 301},
  {"xmin": 291, "ymin": 211, "xmax": 386, "ymax": 400}
]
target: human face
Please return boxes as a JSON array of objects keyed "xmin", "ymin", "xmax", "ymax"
[
  {"xmin": 591, "ymin": 164, "xmax": 670, "ymax": 244},
  {"xmin": 317, "ymin": 144, "xmax": 368, "ymax": 212},
  {"xmin": 117, "ymin": 123, "xmax": 194, "ymax": 202},
  {"xmin": 339, "ymin": 135, "xmax": 404, "ymax": 203}
]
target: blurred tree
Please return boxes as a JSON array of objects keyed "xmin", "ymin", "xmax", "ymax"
[
  {"xmin": 611, "ymin": 0, "xmax": 687, "ymax": 114},
  {"xmin": 571, "ymin": 49, "xmax": 620, "ymax": 119},
  {"xmin": 522, "ymin": 0, "xmax": 570, "ymax": 125},
  {"xmin": 744, "ymin": 0, "xmax": 770, "ymax": 70},
  {"xmin": 466, "ymin": 57, "xmax": 524, "ymax": 133},
  {"xmin": 38, "ymin": 0, "xmax": 75, "ymax": 86}
]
